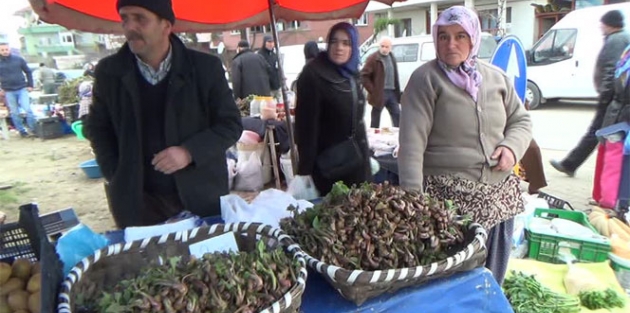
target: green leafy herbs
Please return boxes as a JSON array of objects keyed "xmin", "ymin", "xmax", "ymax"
[
  {"xmin": 503, "ymin": 271, "xmax": 581, "ymax": 313},
  {"xmin": 578, "ymin": 288, "xmax": 625, "ymax": 310}
]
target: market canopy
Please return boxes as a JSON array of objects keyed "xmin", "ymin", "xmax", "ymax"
[{"xmin": 28, "ymin": 0, "xmax": 404, "ymax": 34}]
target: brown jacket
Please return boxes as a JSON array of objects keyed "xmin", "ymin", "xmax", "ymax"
[{"xmin": 360, "ymin": 52, "xmax": 401, "ymax": 109}]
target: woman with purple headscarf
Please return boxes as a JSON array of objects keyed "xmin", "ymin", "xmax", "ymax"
[
  {"xmin": 398, "ymin": 6, "xmax": 532, "ymax": 284},
  {"xmin": 293, "ymin": 22, "xmax": 371, "ymax": 195}
]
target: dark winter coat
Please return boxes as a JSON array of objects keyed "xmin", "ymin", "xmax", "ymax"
[
  {"xmin": 295, "ymin": 52, "xmax": 371, "ymax": 194},
  {"xmin": 87, "ymin": 35, "xmax": 243, "ymax": 228},
  {"xmin": 258, "ymin": 47, "xmax": 281, "ymax": 90},
  {"xmin": 231, "ymin": 49, "xmax": 271, "ymax": 99},
  {"xmin": 360, "ymin": 51, "xmax": 401, "ymax": 109}
]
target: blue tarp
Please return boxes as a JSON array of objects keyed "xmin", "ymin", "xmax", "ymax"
[{"xmin": 301, "ymin": 267, "xmax": 514, "ymax": 313}]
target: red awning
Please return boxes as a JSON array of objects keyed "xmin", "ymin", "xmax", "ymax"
[{"xmin": 28, "ymin": 0, "xmax": 404, "ymax": 34}]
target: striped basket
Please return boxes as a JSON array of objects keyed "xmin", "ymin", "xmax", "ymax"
[
  {"xmin": 57, "ymin": 223, "xmax": 308, "ymax": 313},
  {"xmin": 304, "ymin": 223, "xmax": 488, "ymax": 305}
]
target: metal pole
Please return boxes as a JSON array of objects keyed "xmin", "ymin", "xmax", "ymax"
[{"xmin": 266, "ymin": 0, "xmax": 299, "ymax": 176}]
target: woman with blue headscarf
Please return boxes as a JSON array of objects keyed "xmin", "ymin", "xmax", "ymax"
[
  {"xmin": 293, "ymin": 22, "xmax": 371, "ymax": 195},
  {"xmin": 398, "ymin": 6, "xmax": 532, "ymax": 284}
]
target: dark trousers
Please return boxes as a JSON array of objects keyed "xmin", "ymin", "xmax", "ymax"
[
  {"xmin": 370, "ymin": 89, "xmax": 400, "ymax": 128},
  {"xmin": 561, "ymin": 105, "xmax": 606, "ymax": 172},
  {"xmin": 485, "ymin": 218, "xmax": 514, "ymax": 285}
]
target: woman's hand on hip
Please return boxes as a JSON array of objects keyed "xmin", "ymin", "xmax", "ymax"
[{"xmin": 491, "ymin": 146, "xmax": 516, "ymax": 172}]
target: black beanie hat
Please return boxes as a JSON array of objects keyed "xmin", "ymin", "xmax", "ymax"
[
  {"xmin": 263, "ymin": 35, "xmax": 273, "ymax": 43},
  {"xmin": 117, "ymin": 0, "xmax": 175, "ymax": 25},
  {"xmin": 238, "ymin": 40, "xmax": 250, "ymax": 48},
  {"xmin": 601, "ymin": 10, "xmax": 624, "ymax": 28}
]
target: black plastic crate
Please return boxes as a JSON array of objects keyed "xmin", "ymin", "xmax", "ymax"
[
  {"xmin": 538, "ymin": 192, "xmax": 574, "ymax": 210},
  {"xmin": 35, "ymin": 116, "xmax": 64, "ymax": 139},
  {"xmin": 62, "ymin": 103, "xmax": 79, "ymax": 123},
  {"xmin": 0, "ymin": 203, "xmax": 64, "ymax": 313}
]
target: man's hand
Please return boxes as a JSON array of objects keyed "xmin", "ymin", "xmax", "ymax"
[
  {"xmin": 491, "ymin": 146, "xmax": 516, "ymax": 172},
  {"xmin": 26, "ymin": 87, "xmax": 33, "ymax": 92},
  {"xmin": 152, "ymin": 146, "xmax": 192, "ymax": 175}
]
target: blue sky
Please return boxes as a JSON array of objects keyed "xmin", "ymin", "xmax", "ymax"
[{"xmin": 0, "ymin": 0, "xmax": 29, "ymax": 47}]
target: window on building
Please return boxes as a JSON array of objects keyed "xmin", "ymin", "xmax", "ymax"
[
  {"xmin": 355, "ymin": 13, "xmax": 369, "ymax": 26},
  {"xmin": 60, "ymin": 32, "xmax": 73, "ymax": 44},
  {"xmin": 250, "ymin": 25, "xmax": 266, "ymax": 33},
  {"xmin": 394, "ymin": 18, "xmax": 412, "ymax": 37},
  {"xmin": 478, "ymin": 7, "xmax": 512, "ymax": 33},
  {"xmin": 276, "ymin": 22, "xmax": 285, "ymax": 31},
  {"xmin": 230, "ymin": 30, "xmax": 241, "ymax": 35},
  {"xmin": 287, "ymin": 21, "xmax": 301, "ymax": 30}
]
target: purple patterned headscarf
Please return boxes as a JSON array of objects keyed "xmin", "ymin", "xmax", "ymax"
[{"xmin": 432, "ymin": 6, "xmax": 483, "ymax": 101}]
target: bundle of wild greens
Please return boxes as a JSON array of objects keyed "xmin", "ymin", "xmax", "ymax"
[
  {"xmin": 75, "ymin": 241, "xmax": 300, "ymax": 313},
  {"xmin": 564, "ymin": 264, "xmax": 626, "ymax": 310},
  {"xmin": 280, "ymin": 181, "xmax": 471, "ymax": 271},
  {"xmin": 503, "ymin": 271, "xmax": 581, "ymax": 313}
]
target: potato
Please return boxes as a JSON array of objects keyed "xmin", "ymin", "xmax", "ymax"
[
  {"xmin": 0, "ymin": 262, "xmax": 11, "ymax": 285},
  {"xmin": 7, "ymin": 290, "xmax": 28, "ymax": 311},
  {"xmin": 0, "ymin": 277, "xmax": 24, "ymax": 296},
  {"xmin": 0, "ymin": 296, "xmax": 10, "ymax": 313},
  {"xmin": 10, "ymin": 259, "xmax": 31, "ymax": 280},
  {"xmin": 30, "ymin": 261, "xmax": 41, "ymax": 276},
  {"xmin": 28, "ymin": 291, "xmax": 40, "ymax": 313},
  {"xmin": 26, "ymin": 273, "xmax": 41, "ymax": 293}
]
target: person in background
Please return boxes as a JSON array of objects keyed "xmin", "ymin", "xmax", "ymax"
[
  {"xmin": 303, "ymin": 41, "xmax": 320, "ymax": 63},
  {"xmin": 550, "ymin": 10, "xmax": 630, "ymax": 177},
  {"xmin": 258, "ymin": 35, "xmax": 282, "ymax": 98},
  {"xmin": 87, "ymin": 0, "xmax": 242, "ymax": 228},
  {"xmin": 38, "ymin": 63, "xmax": 56, "ymax": 94},
  {"xmin": 361, "ymin": 36, "xmax": 401, "ymax": 128},
  {"xmin": 518, "ymin": 99, "xmax": 547, "ymax": 195},
  {"xmin": 294, "ymin": 22, "xmax": 371, "ymax": 195},
  {"xmin": 0, "ymin": 42, "xmax": 36, "ymax": 138},
  {"xmin": 83, "ymin": 63, "xmax": 96, "ymax": 78},
  {"xmin": 397, "ymin": 6, "xmax": 532, "ymax": 284},
  {"xmin": 231, "ymin": 40, "xmax": 272, "ymax": 101}
]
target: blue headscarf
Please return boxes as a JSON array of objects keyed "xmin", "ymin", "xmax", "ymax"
[{"xmin": 326, "ymin": 22, "xmax": 360, "ymax": 78}]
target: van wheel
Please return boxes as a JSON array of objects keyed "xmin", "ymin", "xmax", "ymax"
[{"xmin": 526, "ymin": 81, "xmax": 542, "ymax": 110}]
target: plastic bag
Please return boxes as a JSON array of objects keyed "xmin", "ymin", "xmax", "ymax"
[
  {"xmin": 56, "ymin": 224, "xmax": 109, "ymax": 276},
  {"xmin": 370, "ymin": 157, "xmax": 380, "ymax": 175},
  {"xmin": 233, "ymin": 152, "xmax": 264, "ymax": 191},
  {"xmin": 288, "ymin": 175, "xmax": 320, "ymax": 200},
  {"xmin": 221, "ymin": 189, "xmax": 312, "ymax": 227}
]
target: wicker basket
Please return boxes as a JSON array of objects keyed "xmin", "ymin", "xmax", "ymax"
[
  {"xmin": 303, "ymin": 223, "xmax": 488, "ymax": 305},
  {"xmin": 57, "ymin": 223, "xmax": 308, "ymax": 313}
]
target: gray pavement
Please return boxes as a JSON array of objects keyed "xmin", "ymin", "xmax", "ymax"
[{"xmin": 366, "ymin": 100, "xmax": 601, "ymax": 212}]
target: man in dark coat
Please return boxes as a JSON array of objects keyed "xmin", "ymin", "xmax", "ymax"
[
  {"xmin": 258, "ymin": 35, "xmax": 282, "ymax": 94},
  {"xmin": 87, "ymin": 0, "xmax": 243, "ymax": 228},
  {"xmin": 231, "ymin": 40, "xmax": 271, "ymax": 100},
  {"xmin": 360, "ymin": 36, "xmax": 401, "ymax": 128},
  {"xmin": 551, "ymin": 10, "xmax": 630, "ymax": 177}
]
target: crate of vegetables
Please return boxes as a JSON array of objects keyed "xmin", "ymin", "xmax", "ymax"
[
  {"xmin": 0, "ymin": 203, "xmax": 63, "ymax": 313},
  {"xmin": 280, "ymin": 182, "xmax": 488, "ymax": 305},
  {"xmin": 57, "ymin": 223, "xmax": 308, "ymax": 313},
  {"xmin": 527, "ymin": 208, "xmax": 611, "ymax": 263}
]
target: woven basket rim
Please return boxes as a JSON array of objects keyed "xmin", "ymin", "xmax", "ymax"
[
  {"xmin": 302, "ymin": 223, "xmax": 487, "ymax": 285},
  {"xmin": 57, "ymin": 222, "xmax": 308, "ymax": 313}
]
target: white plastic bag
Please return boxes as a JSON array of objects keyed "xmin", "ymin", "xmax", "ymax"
[
  {"xmin": 234, "ymin": 152, "xmax": 264, "ymax": 191},
  {"xmin": 288, "ymin": 175, "xmax": 320, "ymax": 200},
  {"xmin": 220, "ymin": 189, "xmax": 312, "ymax": 227}
]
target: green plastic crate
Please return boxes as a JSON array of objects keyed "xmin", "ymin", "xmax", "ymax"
[{"xmin": 526, "ymin": 208, "xmax": 611, "ymax": 263}]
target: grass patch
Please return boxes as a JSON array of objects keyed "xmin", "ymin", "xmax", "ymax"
[{"xmin": 0, "ymin": 182, "xmax": 32, "ymax": 209}]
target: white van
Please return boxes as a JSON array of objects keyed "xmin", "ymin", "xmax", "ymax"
[
  {"xmin": 526, "ymin": 3, "xmax": 630, "ymax": 109},
  {"xmin": 279, "ymin": 43, "xmax": 326, "ymax": 91},
  {"xmin": 360, "ymin": 33, "xmax": 497, "ymax": 91}
]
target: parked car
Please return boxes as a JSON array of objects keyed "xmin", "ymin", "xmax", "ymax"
[
  {"xmin": 525, "ymin": 3, "xmax": 630, "ymax": 109},
  {"xmin": 360, "ymin": 32, "xmax": 498, "ymax": 91}
]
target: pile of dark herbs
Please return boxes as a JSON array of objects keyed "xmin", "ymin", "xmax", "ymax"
[
  {"xmin": 280, "ymin": 181, "xmax": 471, "ymax": 270},
  {"xmin": 75, "ymin": 240, "xmax": 301, "ymax": 313}
]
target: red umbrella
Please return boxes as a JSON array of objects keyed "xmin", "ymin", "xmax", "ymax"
[
  {"xmin": 28, "ymin": 0, "xmax": 403, "ymax": 34},
  {"xmin": 28, "ymin": 0, "xmax": 405, "ymax": 175}
]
